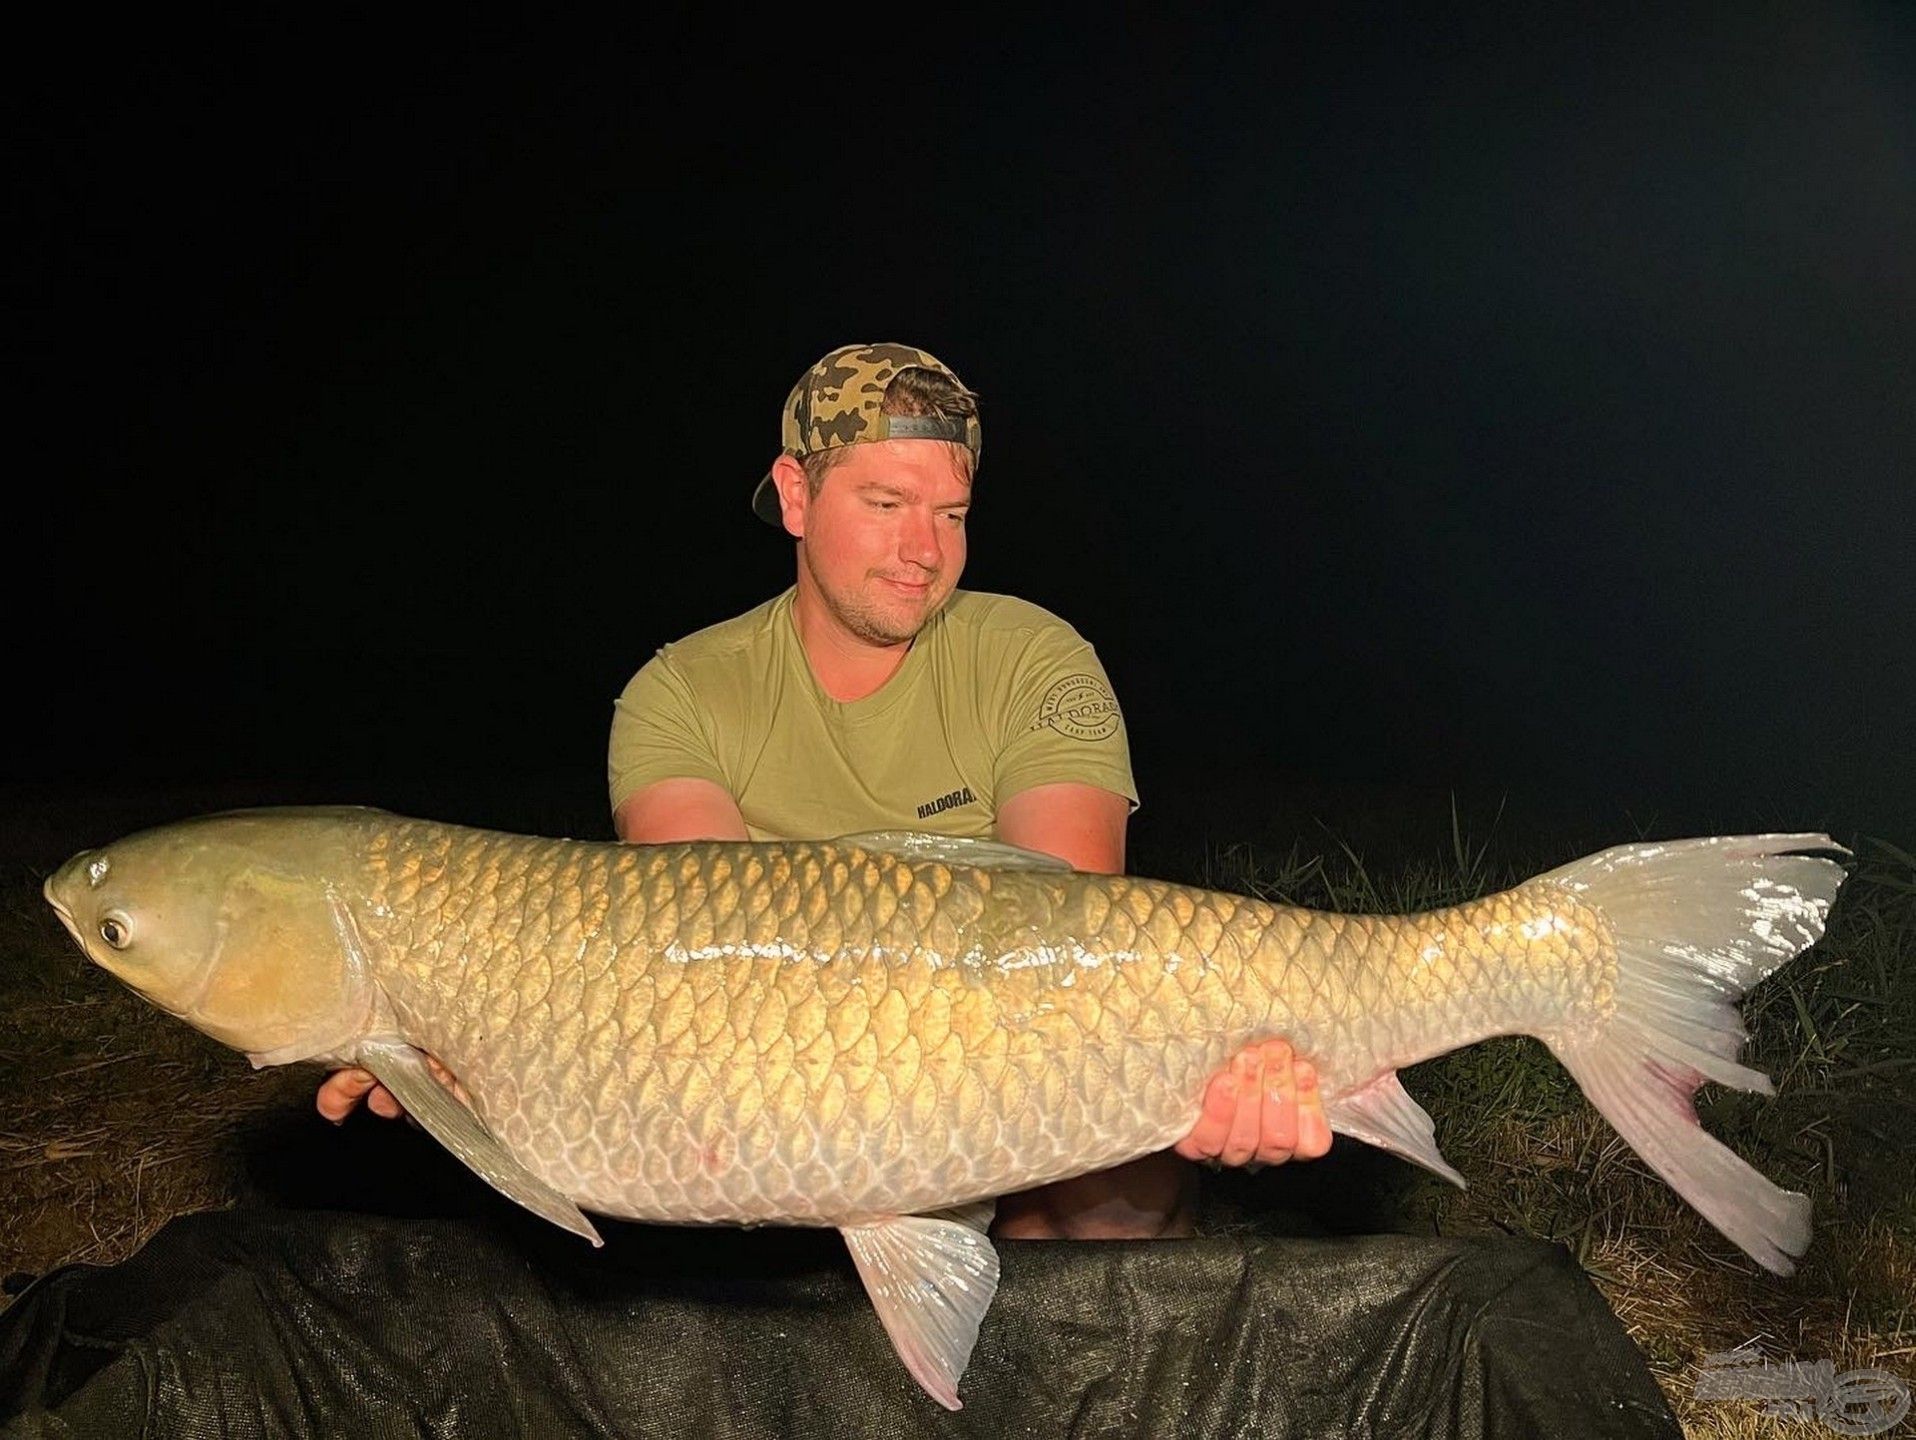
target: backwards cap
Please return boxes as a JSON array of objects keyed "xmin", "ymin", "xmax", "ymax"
[{"xmin": 751, "ymin": 342, "xmax": 982, "ymax": 525}]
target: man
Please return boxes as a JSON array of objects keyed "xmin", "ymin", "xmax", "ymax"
[{"xmin": 318, "ymin": 342, "xmax": 1330, "ymax": 1238}]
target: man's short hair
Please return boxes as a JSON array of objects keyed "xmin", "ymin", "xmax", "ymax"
[{"xmin": 801, "ymin": 366, "xmax": 980, "ymax": 495}]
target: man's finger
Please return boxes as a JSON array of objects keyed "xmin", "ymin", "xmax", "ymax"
[
  {"xmin": 1174, "ymin": 1065, "xmax": 1243, "ymax": 1162},
  {"xmin": 1294, "ymin": 1061, "xmax": 1333, "ymax": 1158},
  {"xmin": 316, "ymin": 1067, "xmax": 379, "ymax": 1124},
  {"xmin": 1255, "ymin": 1039, "xmax": 1299, "ymax": 1163},
  {"xmin": 424, "ymin": 1054, "xmax": 471, "ymax": 1106},
  {"xmin": 1218, "ymin": 1049, "xmax": 1265, "ymax": 1167},
  {"xmin": 366, "ymin": 1085, "xmax": 406, "ymax": 1121}
]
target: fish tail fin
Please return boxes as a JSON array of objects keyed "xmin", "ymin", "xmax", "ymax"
[{"xmin": 1534, "ymin": 832, "xmax": 1849, "ymax": 1274}]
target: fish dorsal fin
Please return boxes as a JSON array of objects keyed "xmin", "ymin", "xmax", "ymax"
[
  {"xmin": 356, "ymin": 1039, "xmax": 603, "ymax": 1247},
  {"xmin": 839, "ymin": 1207, "xmax": 1002, "ymax": 1411},
  {"xmin": 1323, "ymin": 1070, "xmax": 1467, "ymax": 1189},
  {"xmin": 835, "ymin": 830, "xmax": 1072, "ymax": 872}
]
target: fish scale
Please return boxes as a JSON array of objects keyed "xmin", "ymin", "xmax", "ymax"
[
  {"xmin": 46, "ymin": 808, "xmax": 1846, "ymax": 1409},
  {"xmin": 344, "ymin": 820, "xmax": 1592, "ymax": 1226}
]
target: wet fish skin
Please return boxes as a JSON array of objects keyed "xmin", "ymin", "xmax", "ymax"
[
  {"xmin": 43, "ymin": 808, "xmax": 1848, "ymax": 1409},
  {"xmin": 348, "ymin": 821, "xmax": 1610, "ymax": 1225}
]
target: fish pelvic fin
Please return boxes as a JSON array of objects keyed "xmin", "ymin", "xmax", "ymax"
[
  {"xmin": 1535, "ymin": 832, "xmax": 1849, "ymax": 1275},
  {"xmin": 357, "ymin": 1040, "xmax": 602, "ymax": 1248},
  {"xmin": 839, "ymin": 1205, "xmax": 1001, "ymax": 1411}
]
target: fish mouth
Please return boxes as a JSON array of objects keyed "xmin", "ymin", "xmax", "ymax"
[{"xmin": 42, "ymin": 875, "xmax": 82, "ymax": 946}]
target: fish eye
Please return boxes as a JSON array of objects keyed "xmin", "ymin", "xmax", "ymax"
[{"xmin": 99, "ymin": 914, "xmax": 132, "ymax": 949}]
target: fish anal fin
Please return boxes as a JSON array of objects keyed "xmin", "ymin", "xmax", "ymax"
[
  {"xmin": 1324, "ymin": 1070, "xmax": 1467, "ymax": 1188},
  {"xmin": 357, "ymin": 1039, "xmax": 602, "ymax": 1247},
  {"xmin": 840, "ymin": 1210, "xmax": 1002, "ymax": 1411}
]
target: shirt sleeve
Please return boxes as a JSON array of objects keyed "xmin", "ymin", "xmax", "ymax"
[
  {"xmin": 990, "ymin": 628, "xmax": 1140, "ymax": 811},
  {"xmin": 606, "ymin": 652, "xmax": 731, "ymax": 816}
]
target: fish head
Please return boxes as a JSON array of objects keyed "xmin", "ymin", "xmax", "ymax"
[{"xmin": 44, "ymin": 812, "xmax": 375, "ymax": 1061}]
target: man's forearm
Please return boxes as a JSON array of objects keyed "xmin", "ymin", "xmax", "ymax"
[
  {"xmin": 614, "ymin": 778, "xmax": 751, "ymax": 843},
  {"xmin": 995, "ymin": 782, "xmax": 1130, "ymax": 873}
]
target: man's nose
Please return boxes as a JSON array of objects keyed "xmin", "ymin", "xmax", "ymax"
[{"xmin": 899, "ymin": 508, "xmax": 941, "ymax": 567}]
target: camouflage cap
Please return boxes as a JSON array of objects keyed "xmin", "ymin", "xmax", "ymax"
[{"xmin": 751, "ymin": 342, "xmax": 982, "ymax": 525}]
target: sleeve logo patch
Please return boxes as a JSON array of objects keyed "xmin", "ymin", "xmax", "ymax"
[{"xmin": 1032, "ymin": 674, "xmax": 1121, "ymax": 741}]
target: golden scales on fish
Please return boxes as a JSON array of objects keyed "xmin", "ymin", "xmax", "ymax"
[{"xmin": 43, "ymin": 809, "xmax": 1846, "ymax": 1410}]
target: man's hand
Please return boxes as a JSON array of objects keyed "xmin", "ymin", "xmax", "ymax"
[
  {"xmin": 315, "ymin": 1055, "xmax": 467, "ymax": 1124},
  {"xmin": 1175, "ymin": 1038, "xmax": 1332, "ymax": 1168},
  {"xmin": 317, "ymin": 1067, "xmax": 397, "ymax": 1122}
]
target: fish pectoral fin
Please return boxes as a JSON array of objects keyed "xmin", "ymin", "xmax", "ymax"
[
  {"xmin": 356, "ymin": 1039, "xmax": 603, "ymax": 1248},
  {"xmin": 834, "ymin": 831, "xmax": 1072, "ymax": 872},
  {"xmin": 1324, "ymin": 1071, "xmax": 1467, "ymax": 1189},
  {"xmin": 839, "ymin": 1210, "xmax": 1002, "ymax": 1412}
]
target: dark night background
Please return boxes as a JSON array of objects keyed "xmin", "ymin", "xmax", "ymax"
[{"xmin": 8, "ymin": 7, "xmax": 1913, "ymax": 870}]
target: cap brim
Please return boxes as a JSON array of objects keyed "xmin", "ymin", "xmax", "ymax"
[{"xmin": 751, "ymin": 471, "xmax": 783, "ymax": 526}]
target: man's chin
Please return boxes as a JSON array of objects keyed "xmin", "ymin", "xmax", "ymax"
[
  {"xmin": 844, "ymin": 588, "xmax": 946, "ymax": 645},
  {"xmin": 866, "ymin": 614, "xmax": 931, "ymax": 645}
]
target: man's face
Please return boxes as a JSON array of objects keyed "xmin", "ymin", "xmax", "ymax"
[{"xmin": 780, "ymin": 438, "xmax": 972, "ymax": 646}]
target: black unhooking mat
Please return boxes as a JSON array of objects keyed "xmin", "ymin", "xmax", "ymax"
[{"xmin": 0, "ymin": 1209, "xmax": 1680, "ymax": 1439}]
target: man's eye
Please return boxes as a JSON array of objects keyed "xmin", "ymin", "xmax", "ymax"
[
  {"xmin": 943, "ymin": 512, "xmax": 968, "ymax": 526},
  {"xmin": 868, "ymin": 499, "xmax": 897, "ymax": 512}
]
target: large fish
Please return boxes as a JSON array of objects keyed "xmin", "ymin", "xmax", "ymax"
[{"xmin": 43, "ymin": 808, "xmax": 1845, "ymax": 1409}]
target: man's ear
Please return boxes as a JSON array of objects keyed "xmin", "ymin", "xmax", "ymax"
[{"xmin": 771, "ymin": 454, "xmax": 810, "ymax": 539}]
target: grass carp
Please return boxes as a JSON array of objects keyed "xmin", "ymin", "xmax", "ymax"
[{"xmin": 42, "ymin": 807, "xmax": 1847, "ymax": 1409}]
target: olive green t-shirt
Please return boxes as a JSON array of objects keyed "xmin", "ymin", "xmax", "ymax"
[{"xmin": 607, "ymin": 588, "xmax": 1139, "ymax": 841}]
